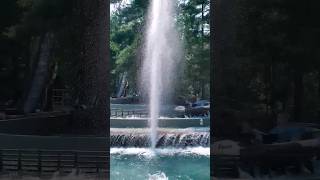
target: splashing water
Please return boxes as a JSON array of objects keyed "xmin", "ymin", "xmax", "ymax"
[
  {"xmin": 148, "ymin": 172, "xmax": 169, "ymax": 180},
  {"xmin": 110, "ymin": 147, "xmax": 210, "ymax": 179},
  {"xmin": 142, "ymin": 0, "xmax": 182, "ymax": 149},
  {"xmin": 110, "ymin": 130, "xmax": 210, "ymax": 148}
]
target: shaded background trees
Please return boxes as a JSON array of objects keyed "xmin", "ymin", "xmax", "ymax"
[
  {"xmin": 0, "ymin": 0, "xmax": 211, "ymax": 107},
  {"xmin": 3, "ymin": 0, "xmax": 320, "ymax": 137},
  {"xmin": 214, "ymin": 0, "xmax": 320, "ymax": 137},
  {"xmin": 0, "ymin": 0, "xmax": 109, "ymax": 134},
  {"xmin": 0, "ymin": 0, "xmax": 74, "ymax": 109}
]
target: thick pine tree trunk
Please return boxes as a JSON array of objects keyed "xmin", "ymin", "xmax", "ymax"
[
  {"xmin": 293, "ymin": 68, "xmax": 303, "ymax": 122},
  {"xmin": 74, "ymin": 0, "xmax": 109, "ymax": 135},
  {"xmin": 23, "ymin": 33, "xmax": 53, "ymax": 113},
  {"xmin": 318, "ymin": 72, "xmax": 320, "ymax": 120},
  {"xmin": 212, "ymin": 0, "xmax": 237, "ymax": 138}
]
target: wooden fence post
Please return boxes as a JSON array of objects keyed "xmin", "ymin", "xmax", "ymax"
[
  {"xmin": 18, "ymin": 150, "xmax": 21, "ymax": 171},
  {"xmin": 57, "ymin": 152, "xmax": 61, "ymax": 172},
  {"xmin": 38, "ymin": 150, "xmax": 42, "ymax": 175},
  {"xmin": 74, "ymin": 152, "xmax": 79, "ymax": 175},
  {"xmin": 96, "ymin": 162, "xmax": 99, "ymax": 173},
  {"xmin": 0, "ymin": 150, "xmax": 2, "ymax": 171}
]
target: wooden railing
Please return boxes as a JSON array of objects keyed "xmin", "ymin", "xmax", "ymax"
[
  {"xmin": 111, "ymin": 109, "xmax": 148, "ymax": 118},
  {"xmin": 0, "ymin": 149, "xmax": 108, "ymax": 174},
  {"xmin": 52, "ymin": 89, "xmax": 72, "ymax": 110},
  {"xmin": 52, "ymin": 89, "xmax": 66, "ymax": 107},
  {"xmin": 212, "ymin": 155, "xmax": 240, "ymax": 178}
]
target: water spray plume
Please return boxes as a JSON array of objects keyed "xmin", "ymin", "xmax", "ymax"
[{"xmin": 142, "ymin": 0, "xmax": 182, "ymax": 149}]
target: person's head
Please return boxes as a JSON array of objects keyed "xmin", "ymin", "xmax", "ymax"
[{"xmin": 191, "ymin": 95, "xmax": 197, "ymax": 103}]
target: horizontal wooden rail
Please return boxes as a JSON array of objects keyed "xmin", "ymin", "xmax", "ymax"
[
  {"xmin": 0, "ymin": 149, "xmax": 108, "ymax": 174},
  {"xmin": 212, "ymin": 155, "xmax": 240, "ymax": 178},
  {"xmin": 111, "ymin": 109, "xmax": 148, "ymax": 118}
]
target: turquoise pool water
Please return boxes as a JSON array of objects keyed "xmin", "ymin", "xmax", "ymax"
[{"xmin": 110, "ymin": 147, "xmax": 210, "ymax": 180}]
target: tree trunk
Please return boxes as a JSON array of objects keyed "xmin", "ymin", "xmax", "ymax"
[
  {"xmin": 293, "ymin": 68, "xmax": 303, "ymax": 122},
  {"xmin": 201, "ymin": 1, "xmax": 205, "ymax": 99},
  {"xmin": 213, "ymin": 0, "xmax": 238, "ymax": 139},
  {"xmin": 201, "ymin": 80, "xmax": 206, "ymax": 99},
  {"xmin": 23, "ymin": 33, "xmax": 53, "ymax": 113},
  {"xmin": 74, "ymin": 0, "xmax": 109, "ymax": 135},
  {"xmin": 201, "ymin": 1, "xmax": 205, "ymax": 38},
  {"xmin": 270, "ymin": 59, "xmax": 276, "ymax": 119},
  {"xmin": 318, "ymin": 72, "xmax": 320, "ymax": 120},
  {"xmin": 264, "ymin": 63, "xmax": 272, "ymax": 116}
]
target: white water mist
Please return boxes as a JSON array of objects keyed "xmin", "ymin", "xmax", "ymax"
[{"xmin": 141, "ymin": 0, "xmax": 182, "ymax": 149}]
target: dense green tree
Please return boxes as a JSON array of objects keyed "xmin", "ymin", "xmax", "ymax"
[
  {"xmin": 178, "ymin": 0, "xmax": 210, "ymax": 99},
  {"xmin": 0, "ymin": 0, "xmax": 75, "ymax": 106},
  {"xmin": 212, "ymin": 0, "xmax": 320, "ymax": 137},
  {"xmin": 213, "ymin": 0, "xmax": 320, "ymax": 135},
  {"xmin": 236, "ymin": 0, "xmax": 320, "ymax": 121},
  {"xmin": 110, "ymin": 0, "xmax": 210, "ymax": 100},
  {"xmin": 110, "ymin": 0, "xmax": 148, "ymax": 96}
]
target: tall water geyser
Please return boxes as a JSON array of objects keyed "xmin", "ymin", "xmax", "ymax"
[{"xmin": 141, "ymin": 0, "xmax": 182, "ymax": 149}]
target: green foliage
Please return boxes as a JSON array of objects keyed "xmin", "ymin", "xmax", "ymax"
[
  {"xmin": 0, "ymin": 0, "xmax": 74, "ymax": 103},
  {"xmin": 110, "ymin": 0, "xmax": 210, "ymax": 99},
  {"xmin": 110, "ymin": 0, "xmax": 148, "ymax": 95},
  {"xmin": 0, "ymin": 0, "xmax": 211, "ymax": 104},
  {"xmin": 15, "ymin": 0, "xmax": 73, "ymax": 37},
  {"xmin": 178, "ymin": 0, "xmax": 210, "ymax": 99},
  {"xmin": 0, "ymin": 0, "xmax": 21, "ymax": 33},
  {"xmin": 233, "ymin": 0, "xmax": 320, "ymax": 120}
]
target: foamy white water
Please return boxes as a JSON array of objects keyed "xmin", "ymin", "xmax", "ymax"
[
  {"xmin": 142, "ymin": 0, "xmax": 182, "ymax": 149},
  {"xmin": 148, "ymin": 172, "xmax": 169, "ymax": 180},
  {"xmin": 110, "ymin": 147, "xmax": 210, "ymax": 157},
  {"xmin": 111, "ymin": 147, "xmax": 210, "ymax": 179}
]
